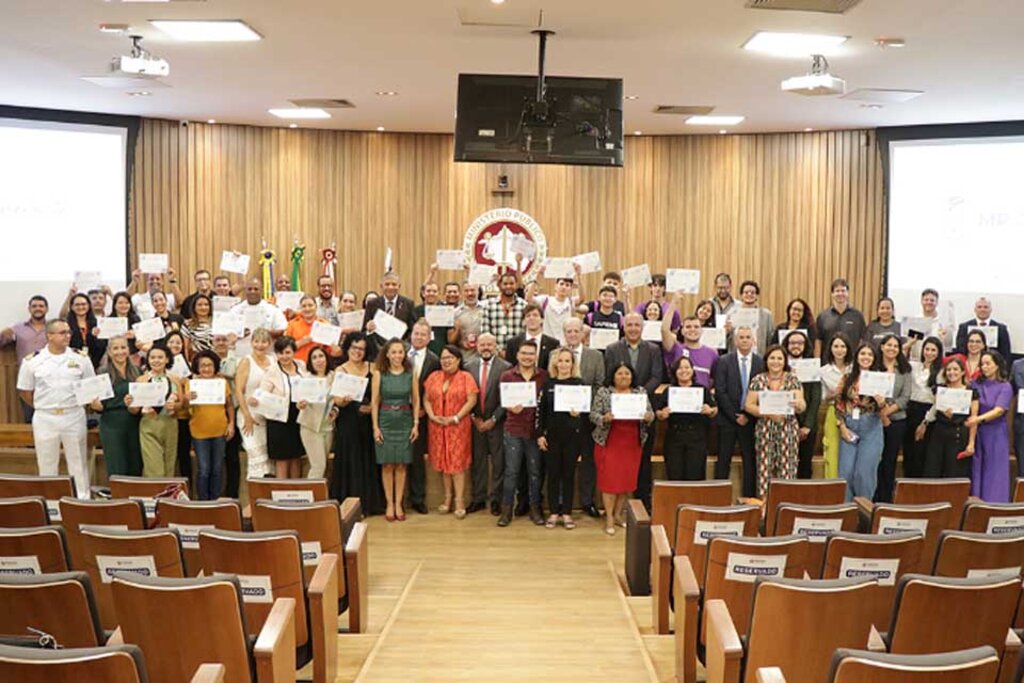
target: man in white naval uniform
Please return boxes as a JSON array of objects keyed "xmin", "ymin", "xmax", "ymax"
[{"xmin": 17, "ymin": 319, "xmax": 95, "ymax": 498}]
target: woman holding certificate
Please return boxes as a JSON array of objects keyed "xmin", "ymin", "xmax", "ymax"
[
  {"xmin": 537, "ymin": 348, "xmax": 589, "ymax": 528},
  {"xmin": 967, "ymin": 351, "xmax": 1011, "ymax": 500},
  {"xmin": 110, "ymin": 292, "xmax": 141, "ymax": 357},
  {"xmin": 130, "ymin": 343, "xmax": 183, "ymax": 477},
  {"xmin": 259, "ymin": 336, "xmax": 307, "ymax": 479},
  {"xmin": 922, "ymin": 357, "xmax": 978, "ymax": 478},
  {"xmin": 819, "ymin": 334, "xmax": 853, "ymax": 479},
  {"xmin": 653, "ymin": 356, "xmax": 716, "ymax": 481},
  {"xmin": 743, "ymin": 345, "xmax": 805, "ymax": 498},
  {"xmin": 834, "ymin": 343, "xmax": 886, "ymax": 500},
  {"xmin": 905, "ymin": 337, "xmax": 944, "ymax": 477},
  {"xmin": 958, "ymin": 329, "xmax": 988, "ymax": 382},
  {"xmin": 591, "ymin": 363, "xmax": 654, "ymax": 536},
  {"xmin": 285, "ymin": 296, "xmax": 327, "ymax": 365},
  {"xmin": 331, "ymin": 333, "xmax": 384, "ymax": 515},
  {"xmin": 182, "ymin": 294, "xmax": 214, "ymax": 359},
  {"xmin": 183, "ymin": 350, "xmax": 234, "ymax": 499},
  {"xmin": 423, "ymin": 345, "xmax": 477, "ymax": 519},
  {"xmin": 67, "ymin": 293, "xmax": 103, "ymax": 368},
  {"xmin": 371, "ymin": 338, "xmax": 419, "ymax": 522},
  {"xmin": 874, "ymin": 334, "xmax": 914, "ymax": 503},
  {"xmin": 298, "ymin": 347, "xmax": 337, "ymax": 479},
  {"xmin": 93, "ymin": 337, "xmax": 143, "ymax": 476},
  {"xmin": 770, "ymin": 298, "xmax": 817, "ymax": 351},
  {"xmin": 234, "ymin": 328, "xmax": 274, "ymax": 479}
]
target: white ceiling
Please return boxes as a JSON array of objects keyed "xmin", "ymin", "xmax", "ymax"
[{"xmin": 2, "ymin": 0, "xmax": 1023, "ymax": 134}]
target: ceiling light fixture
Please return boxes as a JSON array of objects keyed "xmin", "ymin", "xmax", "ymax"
[
  {"xmin": 126, "ymin": 90, "xmax": 152, "ymax": 96},
  {"xmin": 860, "ymin": 103, "xmax": 884, "ymax": 109},
  {"xmin": 375, "ymin": 90, "xmax": 398, "ymax": 96},
  {"xmin": 685, "ymin": 115, "xmax": 745, "ymax": 126},
  {"xmin": 633, "ymin": 130, "xmax": 642, "ymax": 135},
  {"xmin": 625, "ymin": 95, "xmax": 639, "ymax": 101},
  {"xmin": 875, "ymin": 37, "xmax": 906, "ymax": 49},
  {"xmin": 804, "ymin": 127, "xmax": 814, "ymax": 131},
  {"xmin": 781, "ymin": 54, "xmax": 846, "ymax": 96},
  {"xmin": 289, "ymin": 124, "xmax": 298, "ymax": 128},
  {"xmin": 719, "ymin": 130, "xmax": 727, "ymax": 135},
  {"xmin": 376, "ymin": 126, "xmax": 386, "ymax": 132},
  {"xmin": 99, "ymin": 23, "xmax": 130, "ymax": 34},
  {"xmin": 268, "ymin": 108, "xmax": 330, "ymax": 119},
  {"xmin": 149, "ymin": 20, "xmax": 262, "ymax": 42},
  {"xmin": 207, "ymin": 119, "xmax": 216, "ymax": 124},
  {"xmin": 491, "ymin": 0, "xmax": 506, "ymax": 4},
  {"xmin": 743, "ymin": 31, "xmax": 848, "ymax": 57}
]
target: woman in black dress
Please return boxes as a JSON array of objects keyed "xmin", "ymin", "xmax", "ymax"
[{"xmin": 259, "ymin": 336, "xmax": 306, "ymax": 478}]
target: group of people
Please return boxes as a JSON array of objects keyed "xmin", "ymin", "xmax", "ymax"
[{"xmin": 7, "ymin": 259, "xmax": 1022, "ymax": 529}]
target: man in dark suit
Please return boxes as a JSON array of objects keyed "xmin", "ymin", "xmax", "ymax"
[
  {"xmin": 564, "ymin": 318, "xmax": 605, "ymax": 517},
  {"xmin": 465, "ymin": 332, "xmax": 512, "ymax": 515},
  {"xmin": 363, "ymin": 271, "xmax": 416, "ymax": 346},
  {"xmin": 714, "ymin": 326, "xmax": 764, "ymax": 498},
  {"xmin": 955, "ymin": 297, "xmax": 1012, "ymax": 361},
  {"xmin": 505, "ymin": 303, "xmax": 560, "ymax": 372},
  {"xmin": 407, "ymin": 319, "xmax": 440, "ymax": 514},
  {"xmin": 604, "ymin": 312, "xmax": 665, "ymax": 510}
]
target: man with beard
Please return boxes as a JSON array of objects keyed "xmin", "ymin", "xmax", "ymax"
[{"xmin": 1, "ymin": 295, "xmax": 50, "ymax": 422}]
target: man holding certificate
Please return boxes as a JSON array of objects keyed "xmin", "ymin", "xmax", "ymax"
[
  {"xmin": 743, "ymin": 346, "xmax": 806, "ymax": 499},
  {"xmin": 496, "ymin": 340, "xmax": 547, "ymax": 527},
  {"xmin": 660, "ymin": 294, "xmax": 718, "ymax": 389}
]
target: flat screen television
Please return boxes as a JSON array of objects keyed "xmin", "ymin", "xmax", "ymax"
[{"xmin": 454, "ymin": 73, "xmax": 624, "ymax": 167}]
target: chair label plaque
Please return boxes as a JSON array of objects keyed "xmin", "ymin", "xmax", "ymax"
[
  {"xmin": 877, "ymin": 516, "xmax": 928, "ymax": 535},
  {"xmin": 233, "ymin": 574, "xmax": 274, "ymax": 604},
  {"xmin": 168, "ymin": 523, "xmax": 215, "ymax": 550},
  {"xmin": 301, "ymin": 541, "xmax": 322, "ymax": 567},
  {"xmin": 0, "ymin": 555, "xmax": 41, "ymax": 575},
  {"xmin": 45, "ymin": 500, "xmax": 62, "ymax": 521},
  {"xmin": 725, "ymin": 553, "xmax": 787, "ymax": 583},
  {"xmin": 271, "ymin": 490, "xmax": 315, "ymax": 503},
  {"xmin": 693, "ymin": 521, "xmax": 745, "ymax": 546},
  {"xmin": 792, "ymin": 517, "xmax": 844, "ymax": 543},
  {"xmin": 966, "ymin": 566, "xmax": 1021, "ymax": 580},
  {"xmin": 96, "ymin": 555, "xmax": 157, "ymax": 584},
  {"xmin": 986, "ymin": 516, "xmax": 1024, "ymax": 535},
  {"xmin": 839, "ymin": 557, "xmax": 900, "ymax": 586},
  {"xmin": 129, "ymin": 496, "xmax": 158, "ymax": 520}
]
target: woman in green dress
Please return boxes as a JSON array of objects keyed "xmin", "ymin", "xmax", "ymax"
[
  {"xmin": 371, "ymin": 339, "xmax": 420, "ymax": 522},
  {"xmin": 91, "ymin": 336, "xmax": 143, "ymax": 477}
]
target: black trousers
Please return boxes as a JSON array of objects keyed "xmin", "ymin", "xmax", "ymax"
[
  {"xmin": 471, "ymin": 423, "xmax": 504, "ymax": 505},
  {"xmin": 924, "ymin": 421, "xmax": 971, "ymax": 479},
  {"xmin": 408, "ymin": 415, "xmax": 429, "ymax": 506},
  {"xmin": 224, "ymin": 429, "xmax": 241, "ymax": 498},
  {"xmin": 544, "ymin": 435, "xmax": 580, "ymax": 514},
  {"xmin": 577, "ymin": 432, "xmax": 597, "ymax": 507},
  {"xmin": 716, "ymin": 420, "xmax": 756, "ymax": 498},
  {"xmin": 902, "ymin": 401, "xmax": 931, "ymax": 478},
  {"xmin": 874, "ymin": 420, "xmax": 907, "ymax": 503},
  {"xmin": 663, "ymin": 425, "xmax": 708, "ymax": 481},
  {"xmin": 797, "ymin": 428, "xmax": 817, "ymax": 479},
  {"xmin": 634, "ymin": 432, "xmax": 657, "ymax": 509},
  {"xmin": 177, "ymin": 419, "xmax": 192, "ymax": 482}
]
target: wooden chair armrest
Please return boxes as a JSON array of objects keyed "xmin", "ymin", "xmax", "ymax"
[
  {"xmin": 190, "ymin": 663, "xmax": 226, "ymax": 683},
  {"xmin": 628, "ymin": 498, "xmax": 651, "ymax": 524},
  {"xmin": 968, "ymin": 495, "xmax": 983, "ymax": 505},
  {"xmin": 998, "ymin": 629, "xmax": 1022, "ymax": 683},
  {"xmin": 673, "ymin": 555, "xmax": 701, "ymax": 683},
  {"xmin": 254, "ymin": 597, "xmax": 296, "ymax": 683},
  {"xmin": 106, "ymin": 626, "xmax": 124, "ymax": 645},
  {"xmin": 344, "ymin": 521, "xmax": 369, "ymax": 633},
  {"xmin": 755, "ymin": 668, "xmax": 787, "ymax": 683},
  {"xmin": 867, "ymin": 625, "xmax": 887, "ymax": 653},
  {"xmin": 705, "ymin": 599, "xmax": 743, "ymax": 683},
  {"xmin": 854, "ymin": 496, "xmax": 874, "ymax": 531},
  {"xmin": 651, "ymin": 524, "xmax": 672, "ymax": 635},
  {"xmin": 308, "ymin": 553, "xmax": 340, "ymax": 683}
]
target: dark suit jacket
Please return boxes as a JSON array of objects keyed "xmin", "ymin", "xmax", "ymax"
[
  {"xmin": 505, "ymin": 333, "xmax": 559, "ymax": 372},
  {"xmin": 576, "ymin": 346, "xmax": 606, "ymax": 389},
  {"xmin": 603, "ymin": 339, "xmax": 664, "ymax": 395},
  {"xmin": 464, "ymin": 355, "xmax": 512, "ymax": 422},
  {"xmin": 714, "ymin": 350, "xmax": 764, "ymax": 425},
  {"xmin": 956, "ymin": 318, "xmax": 1011, "ymax": 360},
  {"xmin": 363, "ymin": 294, "xmax": 416, "ymax": 341},
  {"xmin": 410, "ymin": 347, "xmax": 440, "ymax": 398}
]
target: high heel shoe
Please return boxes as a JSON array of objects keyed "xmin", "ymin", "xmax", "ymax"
[
  {"xmin": 453, "ymin": 499, "xmax": 466, "ymax": 519},
  {"xmin": 437, "ymin": 500, "xmax": 452, "ymax": 514},
  {"xmin": 396, "ymin": 507, "xmax": 406, "ymax": 521},
  {"xmin": 385, "ymin": 510, "xmax": 395, "ymax": 522}
]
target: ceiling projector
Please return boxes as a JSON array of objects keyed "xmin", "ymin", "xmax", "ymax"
[
  {"xmin": 781, "ymin": 54, "xmax": 845, "ymax": 96},
  {"xmin": 111, "ymin": 35, "xmax": 169, "ymax": 78}
]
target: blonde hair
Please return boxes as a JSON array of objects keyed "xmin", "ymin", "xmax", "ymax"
[
  {"xmin": 547, "ymin": 347, "xmax": 581, "ymax": 378},
  {"xmin": 251, "ymin": 328, "xmax": 272, "ymax": 344}
]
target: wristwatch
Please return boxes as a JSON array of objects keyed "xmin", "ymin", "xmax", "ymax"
[{"xmin": 452, "ymin": 415, "xmax": 460, "ymax": 424}]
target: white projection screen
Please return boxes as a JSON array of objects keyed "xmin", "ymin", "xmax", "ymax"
[
  {"xmin": 0, "ymin": 116, "xmax": 131, "ymax": 327},
  {"xmin": 887, "ymin": 135, "xmax": 1024, "ymax": 354}
]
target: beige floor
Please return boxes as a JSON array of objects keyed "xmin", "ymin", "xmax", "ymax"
[{"xmin": 333, "ymin": 510, "xmax": 672, "ymax": 682}]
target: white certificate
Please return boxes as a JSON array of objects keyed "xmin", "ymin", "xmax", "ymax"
[
  {"xmin": 135, "ymin": 299, "xmax": 156, "ymax": 320},
  {"xmin": 138, "ymin": 253, "xmax": 169, "ymax": 274},
  {"xmin": 621, "ymin": 264, "xmax": 652, "ymax": 289},
  {"xmin": 554, "ymin": 384, "xmax": 591, "ymax": 413},
  {"xmin": 510, "ymin": 233, "xmax": 537, "ymax": 259},
  {"xmin": 330, "ymin": 373, "xmax": 368, "ymax": 402},
  {"xmin": 187, "ymin": 378, "xmax": 224, "ymax": 405},
  {"xmin": 242, "ymin": 308, "xmax": 264, "ymax": 332},
  {"xmin": 969, "ymin": 325, "xmax": 999, "ymax": 348},
  {"xmin": 859, "ymin": 370, "xmax": 895, "ymax": 398},
  {"xmin": 310, "ymin": 321, "xmax": 342, "ymax": 346},
  {"xmin": 372, "ymin": 310, "xmax": 408, "ymax": 340},
  {"xmin": 424, "ymin": 305, "xmax": 455, "ymax": 328},
  {"xmin": 759, "ymin": 390, "xmax": 795, "ymax": 416},
  {"xmin": 572, "ymin": 251, "xmax": 602, "ymax": 274},
  {"xmin": 436, "ymin": 249, "xmax": 465, "ymax": 270},
  {"xmin": 290, "ymin": 377, "xmax": 329, "ymax": 404},
  {"xmin": 384, "ymin": 247, "xmax": 393, "ymax": 273},
  {"xmin": 641, "ymin": 320, "xmax": 663, "ymax": 342},
  {"xmin": 669, "ymin": 386, "xmax": 704, "ymax": 414},
  {"xmin": 74, "ymin": 374, "xmax": 114, "ymax": 405},
  {"xmin": 777, "ymin": 328, "xmax": 806, "ymax": 345},
  {"xmin": 253, "ymin": 390, "xmax": 288, "ymax": 422},
  {"xmin": 1019, "ymin": 389, "xmax": 1024, "ymax": 414},
  {"xmin": 715, "ymin": 314, "xmax": 728, "ymax": 329},
  {"xmin": 96, "ymin": 317, "xmax": 129, "ymax": 340},
  {"xmin": 936, "ymin": 387, "xmax": 972, "ymax": 415},
  {"xmin": 338, "ymin": 310, "xmax": 364, "ymax": 330},
  {"xmin": 212, "ymin": 311, "xmax": 245, "ymax": 337},
  {"xmin": 791, "ymin": 358, "xmax": 821, "ymax": 383},
  {"xmin": 468, "ymin": 264, "xmax": 497, "ymax": 286},
  {"xmin": 701, "ymin": 327, "xmax": 726, "ymax": 350},
  {"xmin": 212, "ymin": 296, "xmax": 240, "ymax": 313},
  {"xmin": 611, "ymin": 393, "xmax": 647, "ymax": 420},
  {"xmin": 132, "ymin": 317, "xmax": 166, "ymax": 344},
  {"xmin": 902, "ymin": 316, "xmax": 932, "ymax": 337},
  {"xmin": 73, "ymin": 270, "xmax": 103, "ymax": 292},
  {"xmin": 588, "ymin": 328, "xmax": 619, "ymax": 351},
  {"xmin": 274, "ymin": 291, "xmax": 303, "ymax": 312},
  {"xmin": 129, "ymin": 382, "xmax": 166, "ymax": 408},
  {"xmin": 730, "ymin": 308, "xmax": 760, "ymax": 329},
  {"xmin": 500, "ymin": 382, "xmax": 537, "ymax": 409},
  {"xmin": 544, "ymin": 257, "xmax": 575, "ymax": 279},
  {"xmin": 220, "ymin": 251, "xmax": 250, "ymax": 275},
  {"xmin": 666, "ymin": 268, "xmax": 700, "ymax": 294}
]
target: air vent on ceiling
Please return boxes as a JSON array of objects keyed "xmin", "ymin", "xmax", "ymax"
[
  {"xmin": 81, "ymin": 75, "xmax": 170, "ymax": 89},
  {"xmin": 653, "ymin": 105, "xmax": 715, "ymax": 116},
  {"xmin": 456, "ymin": 6, "xmax": 543, "ymax": 28},
  {"xmin": 745, "ymin": 0, "xmax": 863, "ymax": 13},
  {"xmin": 288, "ymin": 98, "xmax": 355, "ymax": 109},
  {"xmin": 841, "ymin": 88, "xmax": 924, "ymax": 103}
]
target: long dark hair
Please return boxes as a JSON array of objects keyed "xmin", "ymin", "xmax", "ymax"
[
  {"xmin": 762, "ymin": 345, "xmax": 791, "ymax": 374},
  {"xmin": 978, "ymin": 350, "xmax": 1009, "ymax": 382},
  {"xmin": 921, "ymin": 336, "xmax": 944, "ymax": 389},
  {"xmin": 668, "ymin": 356, "xmax": 697, "ymax": 386},
  {"xmin": 828, "ymin": 332, "xmax": 854, "ymax": 368},
  {"xmin": 66, "ymin": 293, "xmax": 101, "ymax": 365},
  {"xmin": 876, "ymin": 333, "xmax": 911, "ymax": 374},
  {"xmin": 605, "ymin": 361, "xmax": 638, "ymax": 388},
  {"xmin": 111, "ymin": 291, "xmax": 140, "ymax": 325},
  {"xmin": 842, "ymin": 342, "xmax": 879, "ymax": 401},
  {"xmin": 784, "ymin": 298, "xmax": 816, "ymax": 334}
]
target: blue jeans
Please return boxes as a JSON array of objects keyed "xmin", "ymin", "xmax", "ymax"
[
  {"xmin": 838, "ymin": 413, "xmax": 884, "ymax": 501},
  {"xmin": 193, "ymin": 437, "xmax": 226, "ymax": 500},
  {"xmin": 503, "ymin": 434, "xmax": 541, "ymax": 507}
]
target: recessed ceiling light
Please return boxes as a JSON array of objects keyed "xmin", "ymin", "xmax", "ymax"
[
  {"xmin": 289, "ymin": 124, "xmax": 298, "ymax": 129},
  {"xmin": 875, "ymin": 37, "xmax": 906, "ymax": 49},
  {"xmin": 126, "ymin": 91, "xmax": 152, "ymax": 97},
  {"xmin": 625, "ymin": 95, "xmax": 639, "ymax": 101},
  {"xmin": 742, "ymin": 31, "xmax": 848, "ymax": 57},
  {"xmin": 268, "ymin": 108, "xmax": 330, "ymax": 120},
  {"xmin": 375, "ymin": 90, "xmax": 398, "ymax": 96},
  {"xmin": 376, "ymin": 126, "xmax": 386, "ymax": 132},
  {"xmin": 719, "ymin": 130, "xmax": 727, "ymax": 135},
  {"xmin": 804, "ymin": 127, "xmax": 814, "ymax": 132},
  {"xmin": 686, "ymin": 115, "xmax": 745, "ymax": 126},
  {"xmin": 491, "ymin": 0, "xmax": 506, "ymax": 4},
  {"xmin": 149, "ymin": 20, "xmax": 262, "ymax": 42},
  {"xmin": 98, "ymin": 23, "xmax": 130, "ymax": 34},
  {"xmin": 207, "ymin": 119, "xmax": 216, "ymax": 124},
  {"xmin": 859, "ymin": 103, "xmax": 884, "ymax": 110},
  {"xmin": 633, "ymin": 130, "xmax": 642, "ymax": 135}
]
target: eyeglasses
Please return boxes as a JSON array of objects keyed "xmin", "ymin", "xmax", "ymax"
[{"xmin": 49, "ymin": 330, "xmax": 71, "ymax": 336}]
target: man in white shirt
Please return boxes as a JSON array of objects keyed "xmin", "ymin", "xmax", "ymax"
[
  {"xmin": 526, "ymin": 261, "xmax": 582, "ymax": 343},
  {"xmin": 231, "ymin": 279, "xmax": 287, "ymax": 338},
  {"xmin": 130, "ymin": 270, "xmax": 181, "ymax": 313},
  {"xmin": 450, "ymin": 281, "xmax": 484, "ymax": 362}
]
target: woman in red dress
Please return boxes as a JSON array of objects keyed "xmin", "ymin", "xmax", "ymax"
[
  {"xmin": 423, "ymin": 345, "xmax": 479, "ymax": 519},
  {"xmin": 590, "ymin": 362, "xmax": 654, "ymax": 536}
]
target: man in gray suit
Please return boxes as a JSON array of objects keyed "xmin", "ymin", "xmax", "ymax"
[
  {"xmin": 564, "ymin": 318, "xmax": 605, "ymax": 517},
  {"xmin": 604, "ymin": 312, "xmax": 665, "ymax": 510},
  {"xmin": 465, "ymin": 333, "xmax": 512, "ymax": 514}
]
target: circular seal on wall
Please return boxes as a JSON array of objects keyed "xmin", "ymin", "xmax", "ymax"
[{"xmin": 462, "ymin": 208, "xmax": 547, "ymax": 281}]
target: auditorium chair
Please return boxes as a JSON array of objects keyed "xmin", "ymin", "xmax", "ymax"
[
  {"xmin": 755, "ymin": 645, "xmax": 1001, "ymax": 683},
  {"xmin": 856, "ymin": 478, "xmax": 971, "ymax": 526},
  {"xmin": 932, "ymin": 529, "xmax": 1024, "ymax": 578},
  {"xmin": 0, "ymin": 474, "xmax": 75, "ymax": 520},
  {"xmin": 0, "ymin": 496, "xmax": 50, "ymax": 527},
  {"xmin": 820, "ymin": 531, "xmax": 925, "ymax": 628},
  {"xmin": 111, "ymin": 573, "xmax": 296, "ymax": 683},
  {"xmin": 155, "ymin": 498, "xmax": 245, "ymax": 576},
  {"xmin": 961, "ymin": 501, "xmax": 1024, "ymax": 534},
  {"xmin": 874, "ymin": 574, "xmax": 1021, "ymax": 683},
  {"xmin": 199, "ymin": 529, "xmax": 338, "ymax": 683},
  {"xmin": 672, "ymin": 535, "xmax": 809, "ymax": 683},
  {"xmin": 79, "ymin": 527, "xmax": 186, "ymax": 629},
  {"xmin": 769, "ymin": 503, "xmax": 860, "ymax": 575},
  {"xmin": 244, "ymin": 478, "xmax": 329, "ymax": 517},
  {"xmin": 108, "ymin": 475, "xmax": 190, "ymax": 524},
  {"xmin": 1013, "ymin": 478, "xmax": 1024, "ymax": 503},
  {"xmin": 651, "ymin": 504, "xmax": 760, "ymax": 635},
  {"xmin": 861, "ymin": 501, "xmax": 954, "ymax": 564},
  {"xmin": 761, "ymin": 479, "xmax": 848, "ymax": 535},
  {"xmin": 0, "ymin": 571, "xmax": 105, "ymax": 647},
  {"xmin": 0, "ymin": 525, "xmax": 71, "ymax": 574},
  {"xmin": 704, "ymin": 576, "xmax": 880, "ymax": 683},
  {"xmin": 0, "ymin": 642, "xmax": 226, "ymax": 683},
  {"xmin": 626, "ymin": 481, "xmax": 733, "ymax": 596},
  {"xmin": 59, "ymin": 497, "xmax": 148, "ymax": 570}
]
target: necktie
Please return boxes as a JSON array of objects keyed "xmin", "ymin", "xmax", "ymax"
[
  {"xmin": 740, "ymin": 356, "xmax": 749, "ymax": 408},
  {"xmin": 480, "ymin": 359, "xmax": 489, "ymax": 404},
  {"xmin": 386, "ymin": 300, "xmax": 394, "ymax": 315},
  {"xmin": 409, "ymin": 349, "xmax": 417, "ymax": 364}
]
